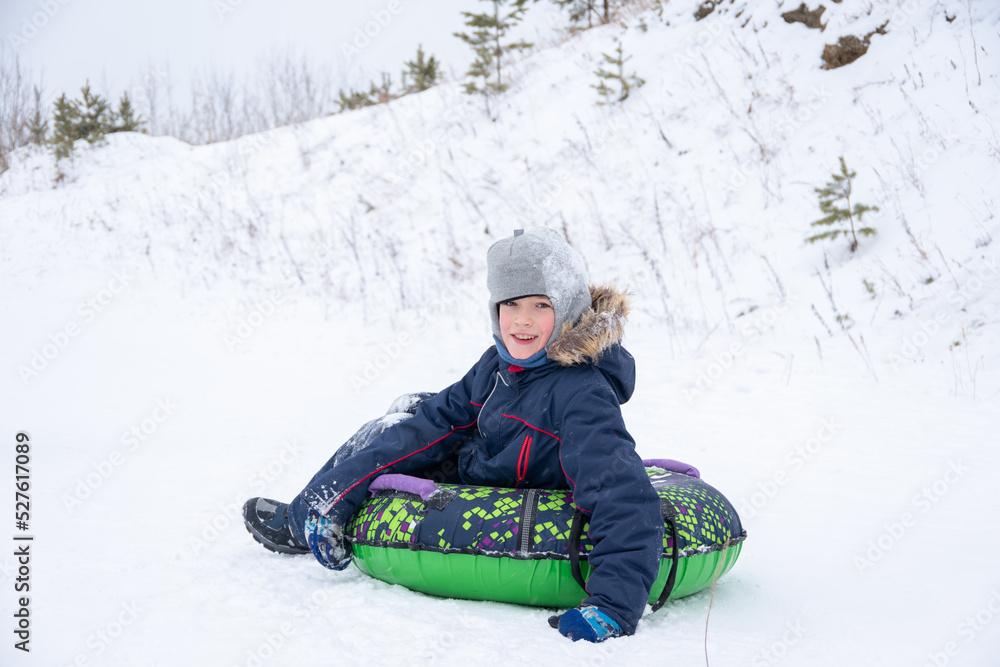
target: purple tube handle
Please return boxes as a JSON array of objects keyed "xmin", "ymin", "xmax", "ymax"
[
  {"xmin": 643, "ymin": 459, "xmax": 701, "ymax": 478},
  {"xmin": 369, "ymin": 474, "xmax": 441, "ymax": 501}
]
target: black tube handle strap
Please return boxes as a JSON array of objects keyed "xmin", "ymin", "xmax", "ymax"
[
  {"xmin": 568, "ymin": 508, "xmax": 589, "ymax": 593},
  {"xmin": 550, "ymin": 508, "xmax": 589, "ymax": 630},
  {"xmin": 567, "ymin": 500, "xmax": 680, "ymax": 614},
  {"xmin": 652, "ymin": 498, "xmax": 680, "ymax": 612}
]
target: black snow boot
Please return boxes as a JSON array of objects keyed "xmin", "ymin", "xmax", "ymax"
[{"xmin": 242, "ymin": 497, "xmax": 309, "ymax": 555}]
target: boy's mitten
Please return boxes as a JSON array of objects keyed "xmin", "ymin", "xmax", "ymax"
[
  {"xmin": 554, "ymin": 606, "xmax": 623, "ymax": 643},
  {"xmin": 305, "ymin": 509, "xmax": 352, "ymax": 570}
]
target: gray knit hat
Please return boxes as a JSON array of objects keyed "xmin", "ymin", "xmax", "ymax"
[{"xmin": 487, "ymin": 228, "xmax": 591, "ymax": 353}]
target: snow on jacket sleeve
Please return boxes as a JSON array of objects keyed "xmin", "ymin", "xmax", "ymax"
[
  {"xmin": 300, "ymin": 349, "xmax": 496, "ymax": 525},
  {"xmin": 558, "ymin": 372, "xmax": 664, "ymax": 635}
]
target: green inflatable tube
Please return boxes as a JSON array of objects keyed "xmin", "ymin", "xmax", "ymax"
[{"xmin": 345, "ymin": 464, "xmax": 746, "ymax": 607}]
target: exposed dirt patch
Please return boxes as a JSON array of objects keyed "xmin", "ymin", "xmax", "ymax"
[
  {"xmin": 694, "ymin": 1, "xmax": 716, "ymax": 21},
  {"xmin": 821, "ymin": 21, "xmax": 888, "ymax": 69},
  {"xmin": 781, "ymin": 3, "xmax": 827, "ymax": 30},
  {"xmin": 821, "ymin": 35, "xmax": 868, "ymax": 69}
]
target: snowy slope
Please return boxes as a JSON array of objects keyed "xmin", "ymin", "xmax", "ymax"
[{"xmin": 2, "ymin": 1, "xmax": 1000, "ymax": 665}]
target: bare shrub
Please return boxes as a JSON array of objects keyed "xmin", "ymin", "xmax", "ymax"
[
  {"xmin": 0, "ymin": 49, "xmax": 35, "ymax": 171},
  {"xmin": 161, "ymin": 47, "xmax": 340, "ymax": 145}
]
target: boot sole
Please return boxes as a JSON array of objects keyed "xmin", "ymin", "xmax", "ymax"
[{"xmin": 242, "ymin": 499, "xmax": 310, "ymax": 555}]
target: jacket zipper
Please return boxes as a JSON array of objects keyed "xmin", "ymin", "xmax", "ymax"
[
  {"xmin": 516, "ymin": 434, "xmax": 532, "ymax": 486},
  {"xmin": 517, "ymin": 488, "xmax": 539, "ymax": 556}
]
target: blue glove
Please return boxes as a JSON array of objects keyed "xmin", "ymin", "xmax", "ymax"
[
  {"xmin": 305, "ymin": 509, "xmax": 352, "ymax": 571},
  {"xmin": 556, "ymin": 606, "xmax": 623, "ymax": 643}
]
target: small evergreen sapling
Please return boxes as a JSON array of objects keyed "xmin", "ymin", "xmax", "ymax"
[
  {"xmin": 50, "ymin": 93, "xmax": 78, "ymax": 160},
  {"xmin": 553, "ymin": 0, "xmax": 618, "ymax": 28},
  {"xmin": 592, "ymin": 41, "xmax": 645, "ymax": 104},
  {"xmin": 454, "ymin": 0, "xmax": 534, "ymax": 114},
  {"xmin": 73, "ymin": 82, "xmax": 112, "ymax": 145},
  {"xmin": 336, "ymin": 86, "xmax": 378, "ymax": 112},
  {"xmin": 335, "ymin": 47, "xmax": 441, "ymax": 113},
  {"xmin": 402, "ymin": 45, "xmax": 441, "ymax": 94},
  {"xmin": 112, "ymin": 91, "xmax": 144, "ymax": 133},
  {"xmin": 335, "ymin": 73, "xmax": 393, "ymax": 112},
  {"xmin": 806, "ymin": 157, "xmax": 879, "ymax": 252}
]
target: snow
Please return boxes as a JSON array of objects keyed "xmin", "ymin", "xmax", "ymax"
[{"xmin": 2, "ymin": 1, "xmax": 999, "ymax": 665}]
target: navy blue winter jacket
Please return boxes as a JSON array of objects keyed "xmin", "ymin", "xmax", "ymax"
[{"xmin": 299, "ymin": 286, "xmax": 663, "ymax": 634}]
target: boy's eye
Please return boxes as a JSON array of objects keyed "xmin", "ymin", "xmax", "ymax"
[{"xmin": 500, "ymin": 299, "xmax": 550, "ymax": 308}]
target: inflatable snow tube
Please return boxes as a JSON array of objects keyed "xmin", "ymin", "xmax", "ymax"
[{"xmin": 344, "ymin": 461, "xmax": 746, "ymax": 607}]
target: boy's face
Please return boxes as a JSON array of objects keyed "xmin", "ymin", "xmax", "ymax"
[{"xmin": 498, "ymin": 295, "xmax": 555, "ymax": 360}]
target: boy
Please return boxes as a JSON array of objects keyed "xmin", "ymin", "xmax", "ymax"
[{"xmin": 243, "ymin": 228, "xmax": 663, "ymax": 642}]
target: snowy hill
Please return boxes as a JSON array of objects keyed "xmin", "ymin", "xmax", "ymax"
[{"xmin": 2, "ymin": 1, "xmax": 999, "ymax": 665}]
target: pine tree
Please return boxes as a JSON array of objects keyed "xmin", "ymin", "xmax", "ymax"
[
  {"xmin": 454, "ymin": 0, "xmax": 534, "ymax": 114},
  {"xmin": 112, "ymin": 91, "xmax": 144, "ymax": 133},
  {"xmin": 50, "ymin": 93, "xmax": 78, "ymax": 160},
  {"xmin": 27, "ymin": 86, "xmax": 48, "ymax": 147},
  {"xmin": 335, "ymin": 87, "xmax": 373, "ymax": 112},
  {"xmin": 592, "ymin": 41, "xmax": 645, "ymax": 104},
  {"xmin": 402, "ymin": 45, "xmax": 441, "ymax": 94},
  {"xmin": 335, "ymin": 72, "xmax": 395, "ymax": 112},
  {"xmin": 554, "ymin": 0, "xmax": 615, "ymax": 28},
  {"xmin": 805, "ymin": 157, "xmax": 879, "ymax": 252},
  {"xmin": 73, "ymin": 81, "xmax": 112, "ymax": 145}
]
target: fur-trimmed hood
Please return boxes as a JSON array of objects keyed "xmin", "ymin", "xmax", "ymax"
[{"xmin": 547, "ymin": 283, "xmax": 630, "ymax": 367}]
